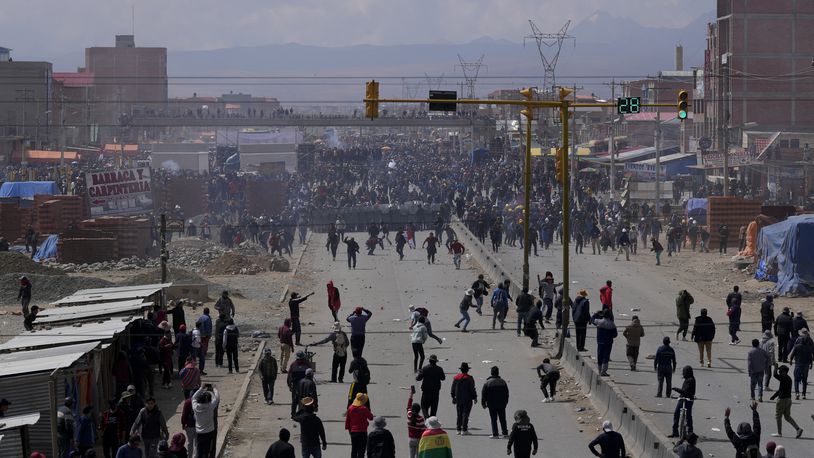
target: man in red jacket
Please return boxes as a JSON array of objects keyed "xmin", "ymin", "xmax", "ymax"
[{"xmin": 600, "ymin": 280, "xmax": 614, "ymax": 320}]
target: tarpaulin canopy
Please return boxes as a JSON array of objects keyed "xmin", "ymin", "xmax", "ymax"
[
  {"xmin": 32, "ymin": 234, "xmax": 58, "ymax": 262},
  {"xmin": 0, "ymin": 181, "xmax": 60, "ymax": 198},
  {"xmin": 756, "ymin": 215, "xmax": 814, "ymax": 296}
]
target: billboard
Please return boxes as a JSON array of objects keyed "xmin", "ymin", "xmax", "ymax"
[
  {"xmin": 86, "ymin": 167, "xmax": 153, "ymax": 217},
  {"xmin": 624, "ymin": 162, "xmax": 667, "ymax": 179}
]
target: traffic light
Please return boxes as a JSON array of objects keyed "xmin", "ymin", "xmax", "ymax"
[
  {"xmin": 365, "ymin": 80, "xmax": 379, "ymax": 119},
  {"xmin": 555, "ymin": 148, "xmax": 565, "ymax": 184},
  {"xmin": 677, "ymin": 90, "xmax": 689, "ymax": 121}
]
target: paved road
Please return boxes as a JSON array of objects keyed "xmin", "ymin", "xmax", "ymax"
[
  {"xmin": 225, "ymin": 233, "xmax": 602, "ymax": 457},
  {"xmin": 464, "ymin": 228, "xmax": 814, "ymax": 457}
]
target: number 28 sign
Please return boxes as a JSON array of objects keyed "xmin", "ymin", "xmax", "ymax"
[{"xmin": 616, "ymin": 97, "xmax": 640, "ymax": 115}]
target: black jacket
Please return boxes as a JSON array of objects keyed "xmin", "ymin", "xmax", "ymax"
[
  {"xmin": 774, "ymin": 312, "xmax": 794, "ymax": 338},
  {"xmin": 760, "ymin": 300, "xmax": 774, "ymax": 324},
  {"xmin": 481, "ymin": 375, "xmax": 509, "ymax": 409},
  {"xmin": 572, "ymin": 296, "xmax": 591, "ymax": 325},
  {"xmin": 265, "ymin": 440, "xmax": 295, "ymax": 458},
  {"xmin": 366, "ymin": 428, "xmax": 396, "ymax": 458},
  {"xmin": 451, "ymin": 373, "xmax": 477, "ymax": 404},
  {"xmin": 691, "ymin": 315, "xmax": 716, "ymax": 342},
  {"xmin": 724, "ymin": 410, "xmax": 760, "ymax": 458},
  {"xmin": 292, "ymin": 411, "xmax": 326, "ymax": 447},
  {"xmin": 515, "ymin": 292, "xmax": 535, "ymax": 314},
  {"xmin": 416, "ymin": 363, "xmax": 445, "ymax": 393},
  {"xmin": 673, "ymin": 367, "xmax": 696, "ymax": 399}
]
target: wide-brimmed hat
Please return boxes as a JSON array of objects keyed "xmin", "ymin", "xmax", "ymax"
[
  {"xmin": 120, "ymin": 391, "xmax": 133, "ymax": 400},
  {"xmin": 425, "ymin": 416, "xmax": 442, "ymax": 429},
  {"xmin": 373, "ymin": 416, "xmax": 387, "ymax": 428},
  {"xmin": 351, "ymin": 393, "xmax": 368, "ymax": 407},
  {"xmin": 301, "ymin": 396, "xmax": 315, "ymax": 407},
  {"xmin": 465, "ymin": 289, "xmax": 474, "ymax": 296},
  {"xmin": 158, "ymin": 321, "xmax": 171, "ymax": 332},
  {"xmin": 428, "ymin": 354, "xmax": 438, "ymax": 362},
  {"xmin": 295, "ymin": 351, "xmax": 306, "ymax": 359},
  {"xmin": 332, "ymin": 321, "xmax": 341, "ymax": 331},
  {"xmin": 578, "ymin": 290, "xmax": 588, "ymax": 297},
  {"xmin": 459, "ymin": 362, "xmax": 470, "ymax": 371}
]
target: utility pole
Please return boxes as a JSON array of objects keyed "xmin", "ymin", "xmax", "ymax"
[
  {"xmin": 655, "ymin": 81, "xmax": 662, "ymax": 215},
  {"xmin": 59, "ymin": 94, "xmax": 66, "ymax": 166},
  {"xmin": 160, "ymin": 213, "xmax": 168, "ymax": 306},
  {"xmin": 606, "ymin": 80, "xmax": 616, "ymax": 199}
]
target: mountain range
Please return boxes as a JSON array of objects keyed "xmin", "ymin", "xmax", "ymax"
[{"xmin": 50, "ymin": 10, "xmax": 715, "ymax": 103}]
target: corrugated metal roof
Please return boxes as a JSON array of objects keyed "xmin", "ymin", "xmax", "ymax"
[
  {"xmin": 0, "ymin": 342, "xmax": 99, "ymax": 377},
  {"xmin": 52, "ymin": 283, "xmax": 170, "ymax": 306},
  {"xmin": 636, "ymin": 153, "xmax": 696, "ymax": 165},
  {"xmin": 0, "ymin": 319, "xmax": 132, "ymax": 351},
  {"xmin": 594, "ymin": 147, "xmax": 657, "ymax": 163},
  {"xmin": 0, "ymin": 412, "xmax": 40, "ymax": 430},
  {"xmin": 34, "ymin": 299, "xmax": 149, "ymax": 324}
]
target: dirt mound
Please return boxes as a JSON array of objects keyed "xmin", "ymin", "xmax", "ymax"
[
  {"xmin": 0, "ymin": 273, "xmax": 113, "ymax": 304},
  {"xmin": 0, "ymin": 252, "xmax": 65, "ymax": 276},
  {"xmin": 202, "ymin": 252, "xmax": 266, "ymax": 276}
]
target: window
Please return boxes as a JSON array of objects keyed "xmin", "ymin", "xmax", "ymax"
[{"xmin": 790, "ymin": 139, "xmax": 800, "ymax": 148}]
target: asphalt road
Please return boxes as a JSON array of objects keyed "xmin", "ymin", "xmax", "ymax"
[
  {"xmin": 225, "ymin": 233, "xmax": 603, "ymax": 457},
  {"xmin": 472, "ymin": 230, "xmax": 814, "ymax": 457}
]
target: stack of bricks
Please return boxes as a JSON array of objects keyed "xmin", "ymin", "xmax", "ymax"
[
  {"xmin": 706, "ymin": 196, "xmax": 763, "ymax": 248},
  {"xmin": 79, "ymin": 216, "xmax": 153, "ymax": 258},
  {"xmin": 0, "ymin": 202, "xmax": 22, "ymax": 240},
  {"xmin": 58, "ymin": 229, "xmax": 118, "ymax": 264},
  {"xmin": 33, "ymin": 195, "xmax": 88, "ymax": 235}
]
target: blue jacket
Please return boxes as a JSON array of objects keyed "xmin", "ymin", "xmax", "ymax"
[{"xmin": 197, "ymin": 314, "xmax": 213, "ymax": 336}]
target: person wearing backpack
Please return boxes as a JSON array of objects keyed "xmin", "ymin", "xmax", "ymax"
[
  {"xmin": 491, "ymin": 280, "xmax": 513, "ymax": 330},
  {"xmin": 724, "ymin": 401, "xmax": 761, "ymax": 458}
]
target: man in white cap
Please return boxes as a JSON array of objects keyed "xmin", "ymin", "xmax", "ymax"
[
  {"xmin": 614, "ymin": 228, "xmax": 630, "ymax": 261},
  {"xmin": 454, "ymin": 290, "xmax": 475, "ymax": 332},
  {"xmin": 309, "ymin": 322, "xmax": 349, "ymax": 383},
  {"xmin": 588, "ymin": 420, "xmax": 626, "ymax": 457}
]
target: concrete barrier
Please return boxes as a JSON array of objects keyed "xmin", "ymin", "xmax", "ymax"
[{"xmin": 453, "ymin": 219, "xmax": 677, "ymax": 458}]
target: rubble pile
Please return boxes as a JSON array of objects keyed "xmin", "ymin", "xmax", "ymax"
[
  {"xmin": 49, "ymin": 238, "xmax": 270, "ymax": 274},
  {"xmin": 0, "ymin": 252, "xmax": 65, "ymax": 276},
  {"xmin": 203, "ymin": 252, "xmax": 266, "ymax": 276}
]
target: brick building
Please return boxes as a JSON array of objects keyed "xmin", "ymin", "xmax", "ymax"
[{"xmin": 84, "ymin": 35, "xmax": 167, "ymax": 141}]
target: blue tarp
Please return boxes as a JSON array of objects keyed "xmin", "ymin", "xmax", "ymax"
[
  {"xmin": 756, "ymin": 215, "xmax": 814, "ymax": 296},
  {"xmin": 33, "ymin": 234, "xmax": 58, "ymax": 262},
  {"xmin": 687, "ymin": 198, "xmax": 708, "ymax": 225},
  {"xmin": 0, "ymin": 181, "xmax": 60, "ymax": 198}
]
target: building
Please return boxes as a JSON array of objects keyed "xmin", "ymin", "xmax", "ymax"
[
  {"xmin": 84, "ymin": 35, "xmax": 167, "ymax": 140},
  {"xmin": 52, "ymin": 72, "xmax": 96, "ymax": 146},
  {"xmin": 0, "ymin": 48, "xmax": 57, "ymax": 151},
  {"xmin": 701, "ymin": 1, "xmax": 814, "ymax": 203}
]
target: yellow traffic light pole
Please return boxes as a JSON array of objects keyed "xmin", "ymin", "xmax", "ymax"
[{"xmin": 365, "ymin": 84, "xmax": 676, "ymax": 357}]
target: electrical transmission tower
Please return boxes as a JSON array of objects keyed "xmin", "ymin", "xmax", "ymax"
[
  {"xmin": 524, "ymin": 20, "xmax": 575, "ymax": 95},
  {"xmin": 455, "ymin": 54, "xmax": 486, "ymax": 99},
  {"xmin": 424, "ymin": 73, "xmax": 446, "ymax": 90}
]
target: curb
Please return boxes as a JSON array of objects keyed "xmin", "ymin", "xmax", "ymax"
[
  {"xmin": 278, "ymin": 231, "xmax": 313, "ymax": 303},
  {"xmin": 451, "ymin": 219, "xmax": 677, "ymax": 458},
  {"xmin": 215, "ymin": 340, "xmax": 266, "ymax": 457}
]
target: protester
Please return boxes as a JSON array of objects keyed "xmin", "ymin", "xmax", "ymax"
[
  {"xmin": 309, "ymin": 321, "xmax": 349, "ymax": 382},
  {"xmin": 788, "ymin": 332, "xmax": 813, "ymax": 400},
  {"xmin": 416, "ymin": 354, "xmax": 445, "ymax": 418},
  {"xmin": 723, "ymin": 402, "xmax": 761, "ymax": 458},
  {"xmin": 691, "ymin": 308, "xmax": 716, "ymax": 367},
  {"xmin": 490, "ymin": 280, "xmax": 512, "ymax": 330},
  {"xmin": 192, "ymin": 385, "xmax": 220, "ymax": 458},
  {"xmin": 259, "ymin": 348, "xmax": 278, "ymax": 404},
  {"xmin": 747, "ymin": 338, "xmax": 771, "ymax": 402},
  {"xmin": 288, "ymin": 291, "xmax": 314, "ymax": 346},
  {"xmin": 287, "ymin": 350, "xmax": 312, "ymax": 417},
  {"xmin": 726, "ymin": 286, "xmax": 743, "ymax": 345},
  {"xmin": 592, "ymin": 309, "xmax": 617, "ymax": 377},
  {"xmin": 454, "ymin": 289, "xmax": 475, "ymax": 332},
  {"xmin": 672, "ymin": 433, "xmax": 703, "ymax": 458},
  {"xmin": 623, "ymin": 315, "xmax": 644, "ymax": 371},
  {"xmin": 346, "ymin": 393, "xmax": 374, "ymax": 458},
  {"xmin": 506, "ymin": 409, "xmax": 538, "ymax": 458},
  {"xmin": 129, "ymin": 397, "xmax": 169, "ymax": 457},
  {"xmin": 411, "ymin": 316, "xmax": 429, "ymax": 372},
  {"xmin": 655, "ymin": 336, "xmax": 677, "ymax": 398},
  {"xmin": 588, "ymin": 420, "xmax": 626, "ymax": 457},
  {"xmin": 535, "ymin": 358, "xmax": 560, "ymax": 403},
  {"xmin": 292, "ymin": 398, "xmax": 327, "ymax": 458},
  {"xmin": 223, "ymin": 318, "xmax": 240, "ymax": 373},
  {"xmin": 265, "ymin": 428, "xmax": 295, "ymax": 458},
  {"xmin": 327, "ymin": 280, "xmax": 341, "ymax": 321},
  {"xmin": 406, "ymin": 387, "xmax": 426, "ymax": 458},
  {"xmin": 347, "ymin": 307, "xmax": 373, "ymax": 356},
  {"xmin": 367, "ymin": 416, "xmax": 396, "ymax": 458},
  {"xmin": 769, "ymin": 365, "xmax": 803, "ymax": 438},
  {"xmin": 675, "ymin": 290, "xmax": 694, "ymax": 341},
  {"xmin": 450, "ymin": 362, "xmax": 477, "ymax": 435},
  {"xmin": 572, "ymin": 290, "xmax": 591, "ymax": 352},
  {"xmin": 418, "ymin": 417, "xmax": 452, "ymax": 458},
  {"xmin": 18, "ymin": 276, "xmax": 32, "ymax": 317},
  {"xmin": 277, "ymin": 318, "xmax": 294, "ymax": 372},
  {"xmin": 214, "ymin": 290, "xmax": 235, "ymax": 317},
  {"xmin": 57, "ymin": 397, "xmax": 75, "ymax": 458},
  {"xmin": 760, "ymin": 330, "xmax": 777, "ymax": 391},
  {"xmin": 481, "ymin": 366, "xmax": 509, "ymax": 438},
  {"xmin": 472, "ymin": 274, "xmax": 490, "ymax": 315},
  {"xmin": 669, "ymin": 366, "xmax": 696, "ymax": 438}
]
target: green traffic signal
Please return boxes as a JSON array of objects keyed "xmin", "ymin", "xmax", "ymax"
[{"xmin": 678, "ymin": 110, "xmax": 688, "ymax": 120}]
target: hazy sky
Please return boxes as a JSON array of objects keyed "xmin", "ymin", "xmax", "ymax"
[{"xmin": 2, "ymin": 0, "xmax": 711, "ymax": 58}]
